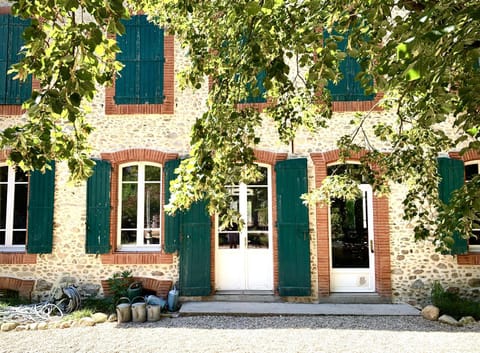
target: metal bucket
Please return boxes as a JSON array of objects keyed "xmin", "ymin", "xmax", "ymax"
[
  {"xmin": 146, "ymin": 304, "xmax": 161, "ymax": 322},
  {"xmin": 131, "ymin": 296, "xmax": 147, "ymax": 323},
  {"xmin": 116, "ymin": 297, "xmax": 131, "ymax": 323}
]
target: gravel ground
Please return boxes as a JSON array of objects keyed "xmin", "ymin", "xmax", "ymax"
[{"xmin": 1, "ymin": 315, "xmax": 480, "ymax": 353}]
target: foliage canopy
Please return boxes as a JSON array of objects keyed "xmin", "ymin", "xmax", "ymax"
[{"xmin": 4, "ymin": 0, "xmax": 480, "ymax": 252}]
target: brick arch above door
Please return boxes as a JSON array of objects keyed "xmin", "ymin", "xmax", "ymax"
[{"xmin": 310, "ymin": 150, "xmax": 392, "ymax": 299}]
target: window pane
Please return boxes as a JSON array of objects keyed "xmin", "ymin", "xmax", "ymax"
[
  {"xmin": 144, "ymin": 183, "xmax": 161, "ymax": 228},
  {"xmin": 120, "ymin": 230, "xmax": 137, "ymax": 245},
  {"xmin": 470, "ymin": 230, "xmax": 480, "ymax": 246},
  {"xmin": 0, "ymin": 184, "xmax": 6, "ymax": 229},
  {"xmin": 247, "ymin": 187, "xmax": 268, "ymax": 231},
  {"xmin": 12, "ymin": 231, "xmax": 26, "ymax": 245},
  {"xmin": 122, "ymin": 166, "xmax": 138, "ymax": 181},
  {"xmin": 0, "ymin": 231, "xmax": 4, "ymax": 245},
  {"xmin": 121, "ymin": 184, "xmax": 138, "ymax": 228},
  {"xmin": 144, "ymin": 229, "xmax": 160, "ymax": 245},
  {"xmin": 254, "ymin": 166, "xmax": 268, "ymax": 185},
  {"xmin": 145, "ymin": 165, "xmax": 161, "ymax": 182},
  {"xmin": 248, "ymin": 232, "xmax": 269, "ymax": 249},
  {"xmin": 14, "ymin": 169, "xmax": 28, "ymax": 183},
  {"xmin": 219, "ymin": 232, "xmax": 239, "ymax": 249},
  {"xmin": 465, "ymin": 164, "xmax": 479, "ymax": 181},
  {"xmin": 0, "ymin": 167, "xmax": 8, "ymax": 183},
  {"xmin": 219, "ymin": 191, "xmax": 239, "ymax": 231},
  {"xmin": 13, "ymin": 184, "xmax": 28, "ymax": 229}
]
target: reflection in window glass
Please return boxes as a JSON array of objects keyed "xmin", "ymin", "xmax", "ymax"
[
  {"xmin": 0, "ymin": 165, "xmax": 28, "ymax": 249},
  {"xmin": 464, "ymin": 161, "xmax": 480, "ymax": 250},
  {"xmin": 119, "ymin": 163, "xmax": 162, "ymax": 249}
]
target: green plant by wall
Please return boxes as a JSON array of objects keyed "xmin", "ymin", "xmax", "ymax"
[
  {"xmin": 431, "ymin": 281, "xmax": 480, "ymax": 320},
  {"xmin": 106, "ymin": 270, "xmax": 134, "ymax": 308}
]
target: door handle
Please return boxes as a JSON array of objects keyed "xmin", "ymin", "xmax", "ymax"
[{"xmin": 370, "ymin": 240, "xmax": 374, "ymax": 253}]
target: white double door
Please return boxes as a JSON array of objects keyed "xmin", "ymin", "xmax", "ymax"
[
  {"xmin": 215, "ymin": 169, "xmax": 273, "ymax": 291},
  {"xmin": 330, "ymin": 184, "xmax": 375, "ymax": 292}
]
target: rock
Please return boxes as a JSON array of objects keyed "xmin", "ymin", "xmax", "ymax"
[
  {"xmin": 60, "ymin": 321, "xmax": 72, "ymax": 329},
  {"xmin": 411, "ymin": 279, "xmax": 424, "ymax": 289},
  {"xmin": 1, "ymin": 322, "xmax": 18, "ymax": 332},
  {"xmin": 438, "ymin": 314, "xmax": 460, "ymax": 326},
  {"xmin": 78, "ymin": 283, "xmax": 101, "ymax": 297},
  {"xmin": 79, "ymin": 317, "xmax": 96, "ymax": 327},
  {"xmin": 468, "ymin": 278, "xmax": 480, "ymax": 288},
  {"xmin": 29, "ymin": 323, "xmax": 39, "ymax": 330},
  {"xmin": 108, "ymin": 313, "xmax": 117, "ymax": 322},
  {"xmin": 92, "ymin": 312, "xmax": 108, "ymax": 324},
  {"xmin": 35, "ymin": 279, "xmax": 53, "ymax": 292},
  {"xmin": 15, "ymin": 325, "xmax": 28, "ymax": 331},
  {"xmin": 459, "ymin": 316, "xmax": 476, "ymax": 326},
  {"xmin": 421, "ymin": 305, "xmax": 440, "ymax": 321},
  {"xmin": 37, "ymin": 322, "xmax": 48, "ymax": 330}
]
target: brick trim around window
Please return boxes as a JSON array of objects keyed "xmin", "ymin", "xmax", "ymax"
[
  {"xmin": 311, "ymin": 149, "xmax": 392, "ymax": 298},
  {"xmin": 105, "ymin": 35, "xmax": 175, "ymax": 115},
  {"xmin": 99, "ymin": 149, "xmax": 178, "ymax": 264}
]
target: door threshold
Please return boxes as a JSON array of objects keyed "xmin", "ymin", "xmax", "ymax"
[
  {"xmin": 209, "ymin": 290, "xmax": 280, "ymax": 302},
  {"xmin": 320, "ymin": 293, "xmax": 392, "ymax": 304}
]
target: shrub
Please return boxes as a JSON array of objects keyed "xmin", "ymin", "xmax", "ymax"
[
  {"xmin": 431, "ymin": 281, "xmax": 480, "ymax": 320},
  {"xmin": 106, "ymin": 270, "xmax": 134, "ymax": 311},
  {"xmin": 82, "ymin": 297, "xmax": 114, "ymax": 314}
]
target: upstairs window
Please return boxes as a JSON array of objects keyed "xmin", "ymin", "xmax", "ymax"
[
  {"xmin": 115, "ymin": 15, "xmax": 164, "ymax": 105},
  {"xmin": 0, "ymin": 165, "xmax": 28, "ymax": 251},
  {"xmin": 0, "ymin": 14, "xmax": 31, "ymax": 105},
  {"xmin": 118, "ymin": 163, "xmax": 162, "ymax": 251},
  {"xmin": 323, "ymin": 30, "xmax": 374, "ymax": 102}
]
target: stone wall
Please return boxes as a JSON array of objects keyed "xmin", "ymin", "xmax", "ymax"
[{"xmin": 0, "ymin": 1, "xmax": 478, "ymax": 304}]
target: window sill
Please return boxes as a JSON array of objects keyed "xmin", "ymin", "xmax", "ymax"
[
  {"xmin": 457, "ymin": 253, "xmax": 480, "ymax": 265},
  {"xmin": 0, "ymin": 252, "xmax": 36, "ymax": 264},
  {"xmin": 100, "ymin": 251, "xmax": 174, "ymax": 265}
]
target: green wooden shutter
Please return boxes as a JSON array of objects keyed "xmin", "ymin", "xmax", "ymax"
[
  {"xmin": 6, "ymin": 16, "xmax": 31, "ymax": 104},
  {"xmin": 0, "ymin": 15, "xmax": 8, "ymax": 104},
  {"xmin": 324, "ymin": 30, "xmax": 374, "ymax": 102},
  {"xmin": 115, "ymin": 15, "xmax": 164, "ymax": 104},
  {"xmin": 139, "ymin": 15, "xmax": 164, "ymax": 104},
  {"xmin": 437, "ymin": 157, "xmax": 468, "ymax": 255},
  {"xmin": 245, "ymin": 69, "xmax": 267, "ymax": 103},
  {"xmin": 179, "ymin": 201, "xmax": 211, "ymax": 296},
  {"xmin": 27, "ymin": 162, "xmax": 55, "ymax": 254},
  {"xmin": 86, "ymin": 159, "xmax": 111, "ymax": 254},
  {"xmin": 275, "ymin": 158, "xmax": 311, "ymax": 296},
  {"xmin": 164, "ymin": 159, "xmax": 180, "ymax": 253}
]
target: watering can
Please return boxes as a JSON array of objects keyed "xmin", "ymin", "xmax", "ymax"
[
  {"xmin": 131, "ymin": 296, "xmax": 147, "ymax": 322},
  {"xmin": 127, "ymin": 282, "xmax": 143, "ymax": 300},
  {"xmin": 116, "ymin": 297, "xmax": 131, "ymax": 323},
  {"xmin": 167, "ymin": 285, "xmax": 179, "ymax": 312},
  {"xmin": 145, "ymin": 295, "xmax": 166, "ymax": 322}
]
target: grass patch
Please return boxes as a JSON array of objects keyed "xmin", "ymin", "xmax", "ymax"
[
  {"xmin": 431, "ymin": 281, "xmax": 480, "ymax": 320},
  {"xmin": 63, "ymin": 308, "xmax": 94, "ymax": 321}
]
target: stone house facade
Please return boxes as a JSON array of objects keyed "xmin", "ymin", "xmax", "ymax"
[{"xmin": 0, "ymin": 4, "xmax": 479, "ymax": 306}]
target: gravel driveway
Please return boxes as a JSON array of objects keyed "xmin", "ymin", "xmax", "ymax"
[{"xmin": 1, "ymin": 315, "xmax": 479, "ymax": 353}]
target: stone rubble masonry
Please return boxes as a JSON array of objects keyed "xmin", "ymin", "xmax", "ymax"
[{"xmin": 0, "ymin": 0, "xmax": 479, "ymax": 304}]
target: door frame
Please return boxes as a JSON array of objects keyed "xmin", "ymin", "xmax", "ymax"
[
  {"xmin": 214, "ymin": 163, "xmax": 274, "ymax": 292},
  {"xmin": 329, "ymin": 184, "xmax": 376, "ymax": 292}
]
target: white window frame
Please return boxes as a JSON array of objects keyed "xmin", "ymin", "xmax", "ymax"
[
  {"xmin": 117, "ymin": 162, "xmax": 162, "ymax": 252},
  {"xmin": 464, "ymin": 160, "xmax": 480, "ymax": 252},
  {"xmin": 0, "ymin": 164, "xmax": 27, "ymax": 252}
]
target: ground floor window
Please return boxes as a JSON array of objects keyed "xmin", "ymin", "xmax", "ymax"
[
  {"xmin": 118, "ymin": 162, "xmax": 162, "ymax": 251},
  {"xmin": 0, "ymin": 165, "xmax": 28, "ymax": 251},
  {"xmin": 463, "ymin": 161, "xmax": 480, "ymax": 252}
]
